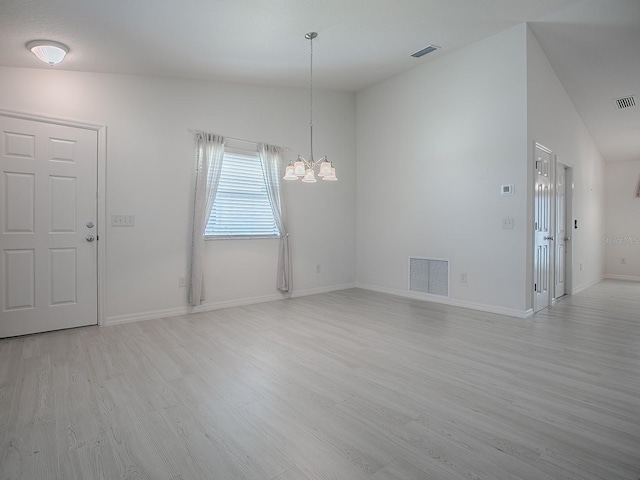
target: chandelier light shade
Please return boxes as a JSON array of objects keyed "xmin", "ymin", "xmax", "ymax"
[
  {"xmin": 26, "ymin": 40, "xmax": 69, "ymax": 65},
  {"xmin": 283, "ymin": 32, "xmax": 337, "ymax": 183}
]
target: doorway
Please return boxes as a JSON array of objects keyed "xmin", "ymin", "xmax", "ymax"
[
  {"xmin": 554, "ymin": 161, "xmax": 572, "ymax": 300},
  {"xmin": 533, "ymin": 143, "xmax": 552, "ymax": 313},
  {"xmin": 0, "ymin": 111, "xmax": 105, "ymax": 337},
  {"xmin": 533, "ymin": 142, "xmax": 573, "ymax": 313}
]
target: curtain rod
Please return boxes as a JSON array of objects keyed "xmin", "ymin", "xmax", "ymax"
[{"xmin": 187, "ymin": 129, "xmax": 290, "ymax": 151}]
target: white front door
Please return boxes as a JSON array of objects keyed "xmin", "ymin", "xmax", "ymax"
[
  {"xmin": 533, "ymin": 143, "xmax": 552, "ymax": 313},
  {"xmin": 1, "ymin": 115, "xmax": 98, "ymax": 338},
  {"xmin": 555, "ymin": 163, "xmax": 567, "ymax": 298}
]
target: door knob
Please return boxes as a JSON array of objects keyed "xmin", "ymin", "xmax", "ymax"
[
  {"xmin": 544, "ymin": 236, "xmax": 554, "ymax": 241},
  {"xmin": 86, "ymin": 235, "xmax": 95, "ymax": 242}
]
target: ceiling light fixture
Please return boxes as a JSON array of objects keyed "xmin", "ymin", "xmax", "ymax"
[
  {"xmin": 283, "ymin": 32, "xmax": 337, "ymax": 183},
  {"xmin": 26, "ymin": 40, "xmax": 69, "ymax": 66}
]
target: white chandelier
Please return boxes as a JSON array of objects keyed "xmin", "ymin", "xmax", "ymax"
[{"xmin": 283, "ymin": 32, "xmax": 337, "ymax": 183}]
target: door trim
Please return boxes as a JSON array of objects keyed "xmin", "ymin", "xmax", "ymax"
[
  {"xmin": 533, "ymin": 141, "xmax": 553, "ymax": 313},
  {"xmin": 0, "ymin": 109, "xmax": 107, "ymax": 327},
  {"xmin": 553, "ymin": 158, "xmax": 573, "ymax": 302}
]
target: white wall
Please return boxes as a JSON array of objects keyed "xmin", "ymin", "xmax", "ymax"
[
  {"xmin": 0, "ymin": 23, "xmax": 609, "ymax": 323},
  {"xmin": 526, "ymin": 26, "xmax": 606, "ymax": 296},
  {"xmin": 356, "ymin": 25, "xmax": 530, "ymax": 316},
  {"xmin": 605, "ymin": 160, "xmax": 640, "ymax": 280},
  {"xmin": 355, "ymin": 23, "xmax": 607, "ymax": 316},
  {"xmin": 0, "ymin": 67, "xmax": 357, "ymax": 323}
]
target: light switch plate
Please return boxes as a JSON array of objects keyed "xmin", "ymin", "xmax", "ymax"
[
  {"xmin": 501, "ymin": 184, "xmax": 514, "ymax": 195},
  {"xmin": 111, "ymin": 214, "xmax": 135, "ymax": 226}
]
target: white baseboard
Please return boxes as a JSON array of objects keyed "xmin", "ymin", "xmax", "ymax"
[
  {"xmin": 104, "ymin": 280, "xmax": 539, "ymax": 326},
  {"xmin": 572, "ymin": 275, "xmax": 605, "ymax": 294},
  {"xmin": 290, "ymin": 283, "xmax": 356, "ymax": 299},
  {"xmin": 104, "ymin": 306, "xmax": 191, "ymax": 326},
  {"xmin": 355, "ymin": 282, "xmax": 532, "ymax": 319},
  {"xmin": 191, "ymin": 283, "xmax": 356, "ymax": 314},
  {"xmin": 603, "ymin": 274, "xmax": 640, "ymax": 282},
  {"xmin": 103, "ymin": 283, "xmax": 356, "ymax": 327}
]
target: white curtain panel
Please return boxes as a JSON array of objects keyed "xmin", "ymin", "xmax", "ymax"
[
  {"xmin": 259, "ymin": 144, "xmax": 291, "ymax": 292},
  {"xmin": 189, "ymin": 132, "xmax": 225, "ymax": 305}
]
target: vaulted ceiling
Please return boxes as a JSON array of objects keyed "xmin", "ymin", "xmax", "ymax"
[{"xmin": 1, "ymin": 0, "xmax": 638, "ymax": 162}]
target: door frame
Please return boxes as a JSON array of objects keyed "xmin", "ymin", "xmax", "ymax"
[
  {"xmin": 0, "ymin": 109, "xmax": 107, "ymax": 327},
  {"xmin": 553, "ymin": 158, "xmax": 573, "ymax": 301},
  {"xmin": 532, "ymin": 142, "xmax": 554, "ymax": 313}
]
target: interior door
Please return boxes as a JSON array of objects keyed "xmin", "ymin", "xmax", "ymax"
[
  {"xmin": 534, "ymin": 143, "xmax": 552, "ymax": 313},
  {"xmin": 0, "ymin": 115, "xmax": 98, "ymax": 338},
  {"xmin": 555, "ymin": 163, "xmax": 567, "ymax": 298}
]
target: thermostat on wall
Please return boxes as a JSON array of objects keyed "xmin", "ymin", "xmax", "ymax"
[{"xmin": 501, "ymin": 184, "xmax": 514, "ymax": 195}]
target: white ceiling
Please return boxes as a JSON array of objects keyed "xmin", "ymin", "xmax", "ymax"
[
  {"xmin": 529, "ymin": 0, "xmax": 640, "ymax": 163},
  {"xmin": 0, "ymin": 0, "xmax": 638, "ymax": 162}
]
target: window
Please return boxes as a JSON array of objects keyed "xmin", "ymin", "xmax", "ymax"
[{"xmin": 205, "ymin": 149, "xmax": 280, "ymax": 238}]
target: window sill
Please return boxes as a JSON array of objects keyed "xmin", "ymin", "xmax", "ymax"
[{"xmin": 205, "ymin": 235, "xmax": 280, "ymax": 241}]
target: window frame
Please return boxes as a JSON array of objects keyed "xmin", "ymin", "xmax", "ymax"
[{"xmin": 204, "ymin": 146, "xmax": 281, "ymax": 241}]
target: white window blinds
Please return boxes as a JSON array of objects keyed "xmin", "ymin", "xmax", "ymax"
[{"xmin": 205, "ymin": 150, "xmax": 280, "ymax": 238}]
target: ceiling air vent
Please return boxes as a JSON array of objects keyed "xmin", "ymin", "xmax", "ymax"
[
  {"xmin": 614, "ymin": 95, "xmax": 636, "ymax": 110},
  {"xmin": 411, "ymin": 44, "xmax": 440, "ymax": 58}
]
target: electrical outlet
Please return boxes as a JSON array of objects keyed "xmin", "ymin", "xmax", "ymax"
[
  {"xmin": 178, "ymin": 276, "xmax": 186, "ymax": 287},
  {"xmin": 621, "ymin": 258, "xmax": 627, "ymax": 265},
  {"xmin": 502, "ymin": 217, "xmax": 514, "ymax": 229}
]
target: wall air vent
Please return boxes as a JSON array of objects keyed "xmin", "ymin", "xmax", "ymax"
[
  {"xmin": 614, "ymin": 95, "xmax": 636, "ymax": 110},
  {"xmin": 409, "ymin": 257, "xmax": 449, "ymax": 297},
  {"xmin": 411, "ymin": 44, "xmax": 440, "ymax": 58}
]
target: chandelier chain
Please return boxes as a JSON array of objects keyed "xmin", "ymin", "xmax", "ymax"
[
  {"xmin": 281, "ymin": 31, "xmax": 336, "ymax": 182},
  {"xmin": 309, "ymin": 33, "xmax": 314, "ymax": 162}
]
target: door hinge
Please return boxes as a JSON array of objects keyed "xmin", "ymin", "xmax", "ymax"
[{"xmin": 534, "ymin": 283, "xmax": 537, "ymax": 292}]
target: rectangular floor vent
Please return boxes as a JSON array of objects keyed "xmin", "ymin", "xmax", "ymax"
[{"xmin": 409, "ymin": 257, "xmax": 449, "ymax": 297}]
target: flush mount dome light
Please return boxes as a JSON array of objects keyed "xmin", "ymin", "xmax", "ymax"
[{"xmin": 26, "ymin": 40, "xmax": 69, "ymax": 65}]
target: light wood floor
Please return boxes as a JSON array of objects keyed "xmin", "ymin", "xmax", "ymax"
[{"xmin": 1, "ymin": 280, "xmax": 639, "ymax": 479}]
